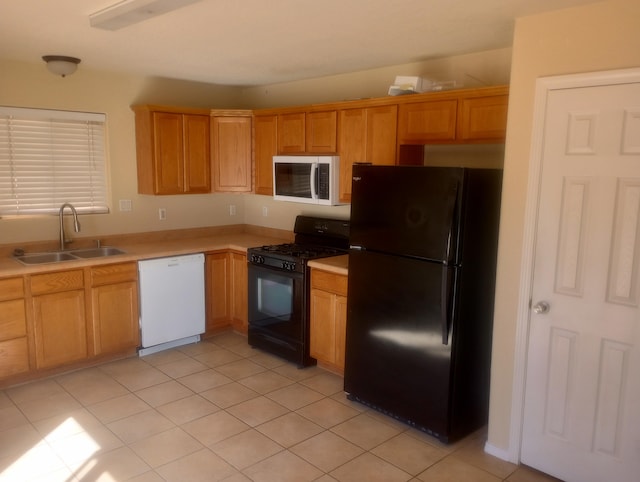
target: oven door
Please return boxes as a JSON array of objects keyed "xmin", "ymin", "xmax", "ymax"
[{"xmin": 247, "ymin": 263, "xmax": 309, "ymax": 364}]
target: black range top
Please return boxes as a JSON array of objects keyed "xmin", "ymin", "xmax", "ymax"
[{"xmin": 248, "ymin": 216, "xmax": 350, "ymax": 273}]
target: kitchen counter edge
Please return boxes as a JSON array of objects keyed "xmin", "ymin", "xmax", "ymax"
[{"xmin": 0, "ymin": 233, "xmax": 287, "ymax": 277}]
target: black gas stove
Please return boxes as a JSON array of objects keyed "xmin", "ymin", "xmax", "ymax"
[
  {"xmin": 248, "ymin": 243, "xmax": 346, "ymax": 273},
  {"xmin": 247, "ymin": 216, "xmax": 350, "ymax": 366}
]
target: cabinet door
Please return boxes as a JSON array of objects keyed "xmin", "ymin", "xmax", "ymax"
[
  {"xmin": 367, "ymin": 105, "xmax": 398, "ymax": 165},
  {"xmin": 0, "ymin": 338, "xmax": 29, "ymax": 378},
  {"xmin": 212, "ymin": 116, "xmax": 252, "ymax": 192},
  {"xmin": 397, "ymin": 100, "xmax": 457, "ymax": 143},
  {"xmin": 338, "ymin": 109, "xmax": 366, "ymax": 203},
  {"xmin": 277, "ymin": 112, "xmax": 305, "ymax": 153},
  {"xmin": 206, "ymin": 252, "xmax": 230, "ymax": 332},
  {"xmin": 338, "ymin": 105, "xmax": 397, "ymax": 203},
  {"xmin": 254, "ymin": 114, "xmax": 277, "ymax": 195},
  {"xmin": 184, "ymin": 114, "xmax": 211, "ymax": 193},
  {"xmin": 153, "ymin": 112, "xmax": 185, "ymax": 194},
  {"xmin": 310, "ymin": 288, "xmax": 337, "ymax": 363},
  {"xmin": 306, "ymin": 111, "xmax": 337, "ymax": 153},
  {"xmin": 0, "ymin": 283, "xmax": 29, "ymax": 377},
  {"xmin": 334, "ymin": 295, "xmax": 348, "ymax": 371},
  {"xmin": 230, "ymin": 252, "xmax": 248, "ymax": 334},
  {"xmin": 33, "ymin": 290, "xmax": 87, "ymax": 369},
  {"xmin": 92, "ymin": 281, "xmax": 139, "ymax": 355},
  {"xmin": 457, "ymin": 95, "xmax": 508, "ymax": 141},
  {"xmin": 0, "ymin": 299, "xmax": 27, "ymax": 341}
]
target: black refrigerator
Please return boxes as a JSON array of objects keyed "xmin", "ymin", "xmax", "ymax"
[{"xmin": 344, "ymin": 165, "xmax": 502, "ymax": 443}]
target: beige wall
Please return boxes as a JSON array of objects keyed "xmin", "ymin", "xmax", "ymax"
[
  {"xmin": 0, "ymin": 59, "xmax": 248, "ymax": 245},
  {"xmin": 241, "ymin": 48, "xmax": 512, "ymax": 108},
  {"xmin": 488, "ymin": 0, "xmax": 640, "ymax": 457}
]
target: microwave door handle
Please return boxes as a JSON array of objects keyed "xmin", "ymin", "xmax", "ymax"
[{"xmin": 310, "ymin": 164, "xmax": 318, "ymax": 200}]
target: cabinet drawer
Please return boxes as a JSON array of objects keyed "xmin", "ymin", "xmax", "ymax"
[
  {"xmin": 91, "ymin": 262, "xmax": 138, "ymax": 286},
  {"xmin": 30, "ymin": 270, "xmax": 84, "ymax": 295},
  {"xmin": 0, "ymin": 299, "xmax": 27, "ymax": 341},
  {"xmin": 311, "ymin": 270, "xmax": 348, "ymax": 297},
  {"xmin": 0, "ymin": 277, "xmax": 24, "ymax": 301},
  {"xmin": 0, "ymin": 337, "xmax": 29, "ymax": 378}
]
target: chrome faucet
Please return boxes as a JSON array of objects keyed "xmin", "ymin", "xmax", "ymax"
[{"xmin": 59, "ymin": 203, "xmax": 81, "ymax": 251}]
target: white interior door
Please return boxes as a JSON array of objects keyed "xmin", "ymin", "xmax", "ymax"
[{"xmin": 521, "ymin": 82, "xmax": 640, "ymax": 482}]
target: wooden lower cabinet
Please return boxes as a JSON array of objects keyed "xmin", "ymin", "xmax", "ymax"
[
  {"xmin": 309, "ymin": 269, "xmax": 348, "ymax": 374},
  {"xmin": 230, "ymin": 251, "xmax": 248, "ymax": 334},
  {"xmin": 0, "ymin": 277, "xmax": 29, "ymax": 377},
  {"xmin": 206, "ymin": 250, "xmax": 248, "ymax": 335},
  {"xmin": 90, "ymin": 263, "xmax": 139, "ymax": 356},
  {"xmin": 206, "ymin": 251, "xmax": 230, "ymax": 332},
  {"xmin": 31, "ymin": 269, "xmax": 87, "ymax": 369}
]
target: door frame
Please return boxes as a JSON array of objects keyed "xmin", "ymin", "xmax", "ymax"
[{"xmin": 507, "ymin": 67, "xmax": 640, "ymax": 464}]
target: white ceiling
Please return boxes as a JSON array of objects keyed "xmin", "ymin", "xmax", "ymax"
[{"xmin": 1, "ymin": 0, "xmax": 599, "ymax": 86}]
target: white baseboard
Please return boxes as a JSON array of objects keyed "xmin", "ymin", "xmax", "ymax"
[{"xmin": 484, "ymin": 441, "xmax": 514, "ymax": 463}]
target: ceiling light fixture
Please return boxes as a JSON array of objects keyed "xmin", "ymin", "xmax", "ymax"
[
  {"xmin": 89, "ymin": 0, "xmax": 204, "ymax": 31},
  {"xmin": 42, "ymin": 55, "xmax": 81, "ymax": 77}
]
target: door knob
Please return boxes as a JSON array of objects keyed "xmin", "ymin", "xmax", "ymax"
[{"xmin": 533, "ymin": 301, "xmax": 550, "ymax": 314}]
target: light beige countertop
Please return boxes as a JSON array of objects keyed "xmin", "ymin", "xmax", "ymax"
[
  {"xmin": 0, "ymin": 230, "xmax": 289, "ymax": 277},
  {"xmin": 308, "ymin": 254, "xmax": 349, "ymax": 276}
]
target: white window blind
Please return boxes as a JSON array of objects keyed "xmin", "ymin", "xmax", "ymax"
[{"xmin": 0, "ymin": 106, "xmax": 108, "ymax": 215}]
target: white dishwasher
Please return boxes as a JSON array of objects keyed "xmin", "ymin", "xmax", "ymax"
[{"xmin": 138, "ymin": 253, "xmax": 205, "ymax": 356}]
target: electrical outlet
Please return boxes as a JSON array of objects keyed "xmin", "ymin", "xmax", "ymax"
[
  {"xmin": 262, "ymin": 206, "xmax": 268, "ymax": 217},
  {"xmin": 119, "ymin": 199, "xmax": 132, "ymax": 212},
  {"xmin": 158, "ymin": 208, "xmax": 166, "ymax": 220},
  {"xmin": 229, "ymin": 204, "xmax": 236, "ymax": 216}
]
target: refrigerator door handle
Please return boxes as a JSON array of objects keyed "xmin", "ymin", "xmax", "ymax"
[
  {"xmin": 444, "ymin": 182, "xmax": 460, "ymax": 263},
  {"xmin": 441, "ymin": 265, "xmax": 453, "ymax": 345}
]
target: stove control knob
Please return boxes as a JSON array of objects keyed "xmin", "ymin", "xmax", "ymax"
[
  {"xmin": 251, "ymin": 254, "xmax": 265, "ymax": 264},
  {"xmin": 282, "ymin": 261, "xmax": 296, "ymax": 271}
]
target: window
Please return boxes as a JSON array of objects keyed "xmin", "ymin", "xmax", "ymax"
[{"xmin": 0, "ymin": 106, "xmax": 108, "ymax": 216}]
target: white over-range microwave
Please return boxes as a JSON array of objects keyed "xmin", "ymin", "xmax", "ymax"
[{"xmin": 273, "ymin": 155, "xmax": 341, "ymax": 205}]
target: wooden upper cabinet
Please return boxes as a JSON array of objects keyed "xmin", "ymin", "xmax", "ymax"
[
  {"xmin": 254, "ymin": 114, "xmax": 277, "ymax": 196},
  {"xmin": 457, "ymin": 94, "xmax": 509, "ymax": 141},
  {"xmin": 183, "ymin": 114, "xmax": 211, "ymax": 193},
  {"xmin": 306, "ymin": 111, "xmax": 337, "ymax": 153},
  {"xmin": 338, "ymin": 105, "xmax": 397, "ymax": 202},
  {"xmin": 277, "ymin": 110, "xmax": 337, "ymax": 154},
  {"xmin": 396, "ymin": 86, "xmax": 509, "ymax": 145},
  {"xmin": 397, "ymin": 100, "xmax": 457, "ymax": 144},
  {"xmin": 277, "ymin": 112, "xmax": 305, "ymax": 153},
  {"xmin": 211, "ymin": 112, "xmax": 252, "ymax": 192},
  {"xmin": 132, "ymin": 105, "xmax": 211, "ymax": 195}
]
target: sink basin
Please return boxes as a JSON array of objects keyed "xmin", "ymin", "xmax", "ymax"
[
  {"xmin": 13, "ymin": 246, "xmax": 126, "ymax": 265},
  {"xmin": 70, "ymin": 247, "xmax": 126, "ymax": 258},
  {"xmin": 15, "ymin": 251, "xmax": 79, "ymax": 265}
]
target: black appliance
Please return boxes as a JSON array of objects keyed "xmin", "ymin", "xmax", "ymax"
[
  {"xmin": 248, "ymin": 215, "xmax": 350, "ymax": 367},
  {"xmin": 344, "ymin": 165, "xmax": 502, "ymax": 443}
]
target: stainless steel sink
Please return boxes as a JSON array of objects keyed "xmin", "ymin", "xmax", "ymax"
[
  {"xmin": 15, "ymin": 251, "xmax": 79, "ymax": 265},
  {"xmin": 14, "ymin": 246, "xmax": 126, "ymax": 265},
  {"xmin": 70, "ymin": 247, "xmax": 126, "ymax": 258}
]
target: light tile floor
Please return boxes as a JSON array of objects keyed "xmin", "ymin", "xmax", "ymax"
[{"xmin": 0, "ymin": 332, "xmax": 560, "ymax": 481}]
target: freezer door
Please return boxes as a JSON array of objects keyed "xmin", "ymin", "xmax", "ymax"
[
  {"xmin": 344, "ymin": 249, "xmax": 454, "ymax": 438},
  {"xmin": 350, "ymin": 165, "xmax": 462, "ymax": 263}
]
